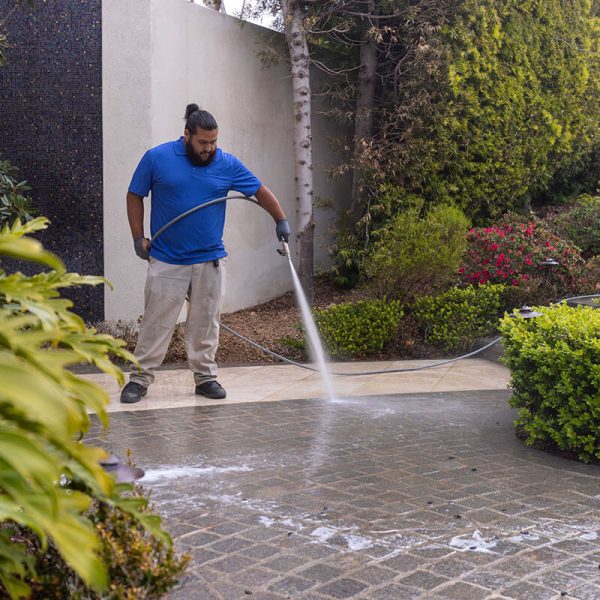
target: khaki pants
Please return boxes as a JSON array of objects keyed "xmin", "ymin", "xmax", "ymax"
[{"xmin": 129, "ymin": 257, "xmax": 225, "ymax": 388}]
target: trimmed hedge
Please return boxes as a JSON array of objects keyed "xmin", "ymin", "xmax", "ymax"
[
  {"xmin": 499, "ymin": 303, "xmax": 600, "ymax": 463},
  {"xmin": 313, "ymin": 299, "xmax": 403, "ymax": 359},
  {"xmin": 413, "ymin": 284, "xmax": 506, "ymax": 353}
]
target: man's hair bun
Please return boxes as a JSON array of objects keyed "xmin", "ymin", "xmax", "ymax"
[
  {"xmin": 184, "ymin": 104, "xmax": 218, "ymax": 133},
  {"xmin": 184, "ymin": 103, "xmax": 200, "ymax": 120}
]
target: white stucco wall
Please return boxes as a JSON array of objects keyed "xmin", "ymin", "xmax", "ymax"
[{"xmin": 103, "ymin": 0, "xmax": 350, "ymax": 320}]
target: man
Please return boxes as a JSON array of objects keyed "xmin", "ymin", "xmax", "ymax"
[{"xmin": 120, "ymin": 104, "xmax": 290, "ymax": 403}]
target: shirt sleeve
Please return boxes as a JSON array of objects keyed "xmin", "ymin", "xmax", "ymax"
[
  {"xmin": 230, "ymin": 156, "xmax": 262, "ymax": 197},
  {"xmin": 128, "ymin": 150, "xmax": 154, "ymax": 197}
]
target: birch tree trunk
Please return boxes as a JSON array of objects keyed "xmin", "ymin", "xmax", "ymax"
[
  {"xmin": 350, "ymin": 0, "xmax": 377, "ymax": 223},
  {"xmin": 280, "ymin": 0, "xmax": 315, "ymax": 303}
]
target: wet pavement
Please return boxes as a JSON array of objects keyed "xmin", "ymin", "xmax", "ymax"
[{"xmin": 86, "ymin": 366, "xmax": 600, "ymax": 600}]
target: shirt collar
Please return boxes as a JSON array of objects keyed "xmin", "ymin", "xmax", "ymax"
[{"xmin": 174, "ymin": 137, "xmax": 187, "ymax": 155}]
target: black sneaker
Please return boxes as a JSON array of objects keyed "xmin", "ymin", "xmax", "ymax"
[
  {"xmin": 195, "ymin": 380, "xmax": 226, "ymax": 399},
  {"xmin": 120, "ymin": 382, "xmax": 148, "ymax": 404}
]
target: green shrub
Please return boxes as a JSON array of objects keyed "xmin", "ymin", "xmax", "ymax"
[
  {"xmin": 313, "ymin": 299, "xmax": 403, "ymax": 359},
  {"xmin": 499, "ymin": 303, "xmax": 600, "ymax": 463},
  {"xmin": 413, "ymin": 284, "xmax": 506, "ymax": 353},
  {"xmin": 364, "ymin": 203, "xmax": 469, "ymax": 302},
  {"xmin": 545, "ymin": 195, "xmax": 600, "ymax": 259},
  {"xmin": 277, "ymin": 335, "xmax": 305, "ymax": 353},
  {"xmin": 0, "ymin": 218, "xmax": 183, "ymax": 598},
  {"xmin": 14, "ymin": 487, "xmax": 189, "ymax": 599}
]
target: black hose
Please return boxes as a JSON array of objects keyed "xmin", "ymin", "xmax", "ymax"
[{"xmin": 148, "ymin": 195, "xmax": 261, "ymax": 249}]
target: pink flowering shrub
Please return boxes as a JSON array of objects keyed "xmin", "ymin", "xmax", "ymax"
[{"xmin": 459, "ymin": 213, "xmax": 587, "ymax": 303}]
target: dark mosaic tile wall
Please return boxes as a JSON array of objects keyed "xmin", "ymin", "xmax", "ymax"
[{"xmin": 0, "ymin": 0, "xmax": 103, "ymax": 321}]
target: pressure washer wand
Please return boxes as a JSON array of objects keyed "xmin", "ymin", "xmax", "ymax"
[{"xmin": 276, "ymin": 239, "xmax": 290, "ymax": 257}]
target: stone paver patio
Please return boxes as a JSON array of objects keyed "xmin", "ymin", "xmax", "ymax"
[{"xmin": 86, "ymin": 359, "xmax": 600, "ymax": 600}]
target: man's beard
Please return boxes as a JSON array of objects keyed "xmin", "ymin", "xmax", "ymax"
[{"xmin": 185, "ymin": 140, "xmax": 217, "ymax": 166}]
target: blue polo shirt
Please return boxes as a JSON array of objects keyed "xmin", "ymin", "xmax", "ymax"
[{"xmin": 129, "ymin": 137, "xmax": 262, "ymax": 264}]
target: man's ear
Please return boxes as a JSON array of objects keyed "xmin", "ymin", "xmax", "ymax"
[{"xmin": 183, "ymin": 128, "xmax": 190, "ymax": 142}]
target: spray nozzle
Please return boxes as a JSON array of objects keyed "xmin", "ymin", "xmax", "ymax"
[{"xmin": 276, "ymin": 239, "xmax": 289, "ymax": 257}]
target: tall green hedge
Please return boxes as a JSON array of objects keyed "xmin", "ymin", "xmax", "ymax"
[
  {"xmin": 396, "ymin": 0, "xmax": 599, "ymax": 223},
  {"xmin": 331, "ymin": 0, "xmax": 598, "ymax": 283}
]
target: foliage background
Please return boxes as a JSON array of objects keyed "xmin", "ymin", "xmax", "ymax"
[{"xmin": 329, "ymin": 0, "xmax": 599, "ymax": 279}]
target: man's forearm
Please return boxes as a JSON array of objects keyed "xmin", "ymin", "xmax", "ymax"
[
  {"xmin": 254, "ymin": 185, "xmax": 286, "ymax": 222},
  {"xmin": 126, "ymin": 192, "xmax": 145, "ymax": 239}
]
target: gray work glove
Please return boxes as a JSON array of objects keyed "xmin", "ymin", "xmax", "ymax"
[
  {"xmin": 134, "ymin": 237, "xmax": 150, "ymax": 260},
  {"xmin": 276, "ymin": 219, "xmax": 291, "ymax": 243}
]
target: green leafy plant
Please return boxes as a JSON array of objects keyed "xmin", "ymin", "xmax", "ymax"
[
  {"xmin": 313, "ymin": 299, "xmax": 403, "ymax": 359},
  {"xmin": 11, "ymin": 486, "xmax": 189, "ymax": 599},
  {"xmin": 402, "ymin": 0, "xmax": 599, "ymax": 222},
  {"xmin": 0, "ymin": 160, "xmax": 35, "ymax": 227},
  {"xmin": 92, "ymin": 320, "xmax": 189, "ymax": 364},
  {"xmin": 0, "ymin": 218, "xmax": 183, "ymax": 598},
  {"xmin": 277, "ymin": 335, "xmax": 305, "ymax": 353},
  {"xmin": 413, "ymin": 284, "xmax": 506, "ymax": 353},
  {"xmin": 499, "ymin": 303, "xmax": 600, "ymax": 463},
  {"xmin": 92, "ymin": 320, "xmax": 139, "ymax": 355},
  {"xmin": 544, "ymin": 194, "xmax": 600, "ymax": 259},
  {"xmin": 364, "ymin": 203, "xmax": 469, "ymax": 302}
]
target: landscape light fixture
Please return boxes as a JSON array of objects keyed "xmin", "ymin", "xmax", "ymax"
[
  {"xmin": 540, "ymin": 257, "xmax": 559, "ymax": 267},
  {"xmin": 510, "ymin": 306, "xmax": 543, "ymax": 319},
  {"xmin": 100, "ymin": 453, "xmax": 145, "ymax": 483}
]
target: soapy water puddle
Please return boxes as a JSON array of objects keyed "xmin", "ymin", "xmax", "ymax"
[
  {"xmin": 140, "ymin": 461, "xmax": 600, "ymax": 559},
  {"xmin": 142, "ymin": 465, "xmax": 253, "ymax": 483}
]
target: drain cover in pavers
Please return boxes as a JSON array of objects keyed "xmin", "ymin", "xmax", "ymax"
[{"xmin": 87, "ymin": 390, "xmax": 600, "ymax": 599}]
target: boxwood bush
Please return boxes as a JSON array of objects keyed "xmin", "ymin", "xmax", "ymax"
[
  {"xmin": 413, "ymin": 284, "xmax": 506, "ymax": 352},
  {"xmin": 499, "ymin": 303, "xmax": 600, "ymax": 463},
  {"xmin": 313, "ymin": 299, "xmax": 403, "ymax": 359}
]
